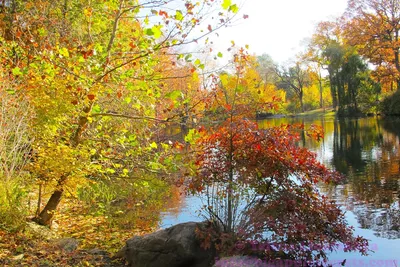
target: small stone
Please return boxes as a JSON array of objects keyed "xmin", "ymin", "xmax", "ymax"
[{"xmin": 54, "ymin": 238, "xmax": 79, "ymax": 252}]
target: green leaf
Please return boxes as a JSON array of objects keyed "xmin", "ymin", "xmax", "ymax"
[
  {"xmin": 217, "ymin": 52, "xmax": 223, "ymax": 58},
  {"xmin": 59, "ymin": 47, "xmax": 69, "ymax": 58},
  {"xmin": 222, "ymin": 0, "xmax": 231, "ymax": 10},
  {"xmin": 5, "ymin": 89, "xmax": 15, "ymax": 95},
  {"xmin": 124, "ymin": 97, "xmax": 132, "ymax": 104},
  {"xmin": 165, "ymin": 90, "xmax": 183, "ymax": 101},
  {"xmin": 175, "ymin": 10, "xmax": 184, "ymax": 21},
  {"xmin": 106, "ymin": 168, "xmax": 115, "ymax": 174},
  {"xmin": 150, "ymin": 142, "xmax": 158, "ymax": 149},
  {"xmin": 38, "ymin": 27, "xmax": 47, "ymax": 37},
  {"xmin": 229, "ymin": 4, "xmax": 239, "ymax": 13},
  {"xmin": 185, "ymin": 129, "xmax": 200, "ymax": 145},
  {"xmin": 152, "ymin": 25, "xmax": 162, "ymax": 39},
  {"xmin": 92, "ymin": 105, "xmax": 101, "ymax": 113},
  {"xmin": 184, "ymin": 54, "xmax": 192, "ymax": 62},
  {"xmin": 145, "ymin": 28, "xmax": 154, "ymax": 36},
  {"xmin": 237, "ymin": 84, "xmax": 245, "ymax": 93},
  {"xmin": 220, "ymin": 73, "xmax": 229, "ymax": 85},
  {"xmin": 194, "ymin": 59, "xmax": 201, "ymax": 65},
  {"xmin": 12, "ymin": 67, "xmax": 23, "ymax": 76}
]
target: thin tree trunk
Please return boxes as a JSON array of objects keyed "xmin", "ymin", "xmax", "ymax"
[
  {"xmin": 397, "ymin": 78, "xmax": 400, "ymax": 92},
  {"xmin": 227, "ymin": 114, "xmax": 234, "ymax": 233},
  {"xmin": 36, "ymin": 188, "xmax": 63, "ymax": 226},
  {"xmin": 35, "ymin": 166, "xmax": 71, "ymax": 225},
  {"xmin": 36, "ymin": 183, "xmax": 42, "ymax": 217},
  {"xmin": 329, "ymin": 73, "xmax": 337, "ymax": 109},
  {"xmin": 319, "ymin": 79, "xmax": 323, "ymax": 109},
  {"xmin": 299, "ymin": 92, "xmax": 304, "ymax": 113}
]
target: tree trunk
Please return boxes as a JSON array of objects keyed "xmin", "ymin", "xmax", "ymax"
[
  {"xmin": 299, "ymin": 91, "xmax": 304, "ymax": 112},
  {"xmin": 397, "ymin": 78, "xmax": 400, "ymax": 92},
  {"xmin": 36, "ymin": 183, "xmax": 42, "ymax": 217},
  {"xmin": 36, "ymin": 104, "xmax": 92, "ymax": 226},
  {"xmin": 328, "ymin": 72, "xmax": 337, "ymax": 109},
  {"xmin": 35, "ymin": 172, "xmax": 69, "ymax": 225},
  {"xmin": 35, "ymin": 188, "xmax": 63, "ymax": 226},
  {"xmin": 319, "ymin": 79, "xmax": 323, "ymax": 109}
]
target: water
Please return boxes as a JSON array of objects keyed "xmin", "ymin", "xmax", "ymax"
[{"xmin": 160, "ymin": 116, "xmax": 400, "ymax": 265}]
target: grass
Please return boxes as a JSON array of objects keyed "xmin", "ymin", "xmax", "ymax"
[{"xmin": 293, "ymin": 108, "xmax": 336, "ymax": 118}]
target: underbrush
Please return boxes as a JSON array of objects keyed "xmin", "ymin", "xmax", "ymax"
[
  {"xmin": 0, "ymin": 197, "xmax": 153, "ymax": 266},
  {"xmin": 0, "ymin": 179, "xmax": 29, "ymax": 233},
  {"xmin": 0, "ymin": 178, "xmax": 178, "ymax": 266},
  {"xmin": 381, "ymin": 90, "xmax": 400, "ymax": 115}
]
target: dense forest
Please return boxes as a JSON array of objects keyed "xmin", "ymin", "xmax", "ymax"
[{"xmin": 0, "ymin": 0, "xmax": 398, "ymax": 266}]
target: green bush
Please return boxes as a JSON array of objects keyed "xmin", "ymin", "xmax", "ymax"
[
  {"xmin": 0, "ymin": 90, "xmax": 33, "ymax": 232},
  {"xmin": 0, "ymin": 179, "xmax": 29, "ymax": 232},
  {"xmin": 381, "ymin": 90, "xmax": 400, "ymax": 115}
]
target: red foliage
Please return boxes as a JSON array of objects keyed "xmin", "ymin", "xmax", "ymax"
[{"xmin": 190, "ymin": 118, "xmax": 369, "ymax": 262}]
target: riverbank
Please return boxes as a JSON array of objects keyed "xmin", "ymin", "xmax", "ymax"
[
  {"xmin": 293, "ymin": 108, "xmax": 336, "ymax": 118},
  {"xmin": 0, "ymin": 198, "xmax": 156, "ymax": 266},
  {"xmin": 256, "ymin": 108, "xmax": 336, "ymax": 120}
]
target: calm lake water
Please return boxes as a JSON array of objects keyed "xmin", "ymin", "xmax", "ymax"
[{"xmin": 160, "ymin": 115, "xmax": 400, "ymax": 265}]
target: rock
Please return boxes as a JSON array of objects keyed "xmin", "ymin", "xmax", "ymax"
[
  {"xmin": 122, "ymin": 221, "xmax": 216, "ymax": 267},
  {"xmin": 25, "ymin": 221, "xmax": 58, "ymax": 240},
  {"xmin": 54, "ymin": 238, "xmax": 79, "ymax": 252},
  {"xmin": 214, "ymin": 256, "xmax": 270, "ymax": 267}
]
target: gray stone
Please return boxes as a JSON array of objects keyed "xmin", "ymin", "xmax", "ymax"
[
  {"xmin": 54, "ymin": 237, "xmax": 79, "ymax": 252},
  {"xmin": 25, "ymin": 221, "xmax": 58, "ymax": 240},
  {"xmin": 214, "ymin": 256, "xmax": 271, "ymax": 267},
  {"xmin": 122, "ymin": 221, "xmax": 216, "ymax": 267}
]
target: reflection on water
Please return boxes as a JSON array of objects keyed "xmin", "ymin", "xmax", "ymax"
[
  {"xmin": 161, "ymin": 116, "xmax": 400, "ymax": 261},
  {"xmin": 315, "ymin": 117, "xmax": 400, "ymax": 239},
  {"xmin": 260, "ymin": 116, "xmax": 400, "ymax": 260}
]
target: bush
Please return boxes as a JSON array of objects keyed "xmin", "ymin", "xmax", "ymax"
[
  {"xmin": 191, "ymin": 118, "xmax": 369, "ymax": 262},
  {"xmin": 381, "ymin": 90, "xmax": 400, "ymax": 115},
  {"xmin": 0, "ymin": 179, "xmax": 29, "ymax": 232},
  {"xmin": 0, "ymin": 88, "xmax": 33, "ymax": 231}
]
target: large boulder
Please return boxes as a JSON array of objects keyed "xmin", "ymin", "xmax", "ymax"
[{"xmin": 122, "ymin": 221, "xmax": 216, "ymax": 267}]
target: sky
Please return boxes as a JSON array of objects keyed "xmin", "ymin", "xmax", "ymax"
[{"xmin": 213, "ymin": 0, "xmax": 349, "ymax": 64}]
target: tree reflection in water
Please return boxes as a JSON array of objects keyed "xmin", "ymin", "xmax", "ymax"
[{"xmin": 319, "ymin": 117, "xmax": 400, "ymax": 239}]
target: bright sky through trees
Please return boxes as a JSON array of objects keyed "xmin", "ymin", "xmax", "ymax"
[{"xmin": 215, "ymin": 0, "xmax": 348, "ymax": 63}]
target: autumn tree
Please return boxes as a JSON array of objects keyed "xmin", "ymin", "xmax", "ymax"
[
  {"xmin": 190, "ymin": 118, "xmax": 369, "ymax": 262},
  {"xmin": 0, "ymin": 0, "xmax": 241, "ymax": 226},
  {"xmin": 323, "ymin": 42, "xmax": 373, "ymax": 115},
  {"xmin": 275, "ymin": 62, "xmax": 311, "ymax": 113},
  {"xmin": 301, "ymin": 48, "xmax": 326, "ymax": 109},
  {"xmin": 343, "ymin": 0, "xmax": 400, "ymax": 91},
  {"xmin": 256, "ymin": 53, "xmax": 277, "ymax": 84},
  {"xmin": 207, "ymin": 50, "xmax": 282, "ymax": 120},
  {"xmin": 186, "ymin": 48, "xmax": 369, "ymax": 262},
  {"xmin": 309, "ymin": 21, "xmax": 345, "ymax": 109},
  {"xmin": 308, "ymin": 20, "xmax": 378, "ymax": 114},
  {"xmin": 156, "ymin": 60, "xmax": 208, "ymax": 132}
]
